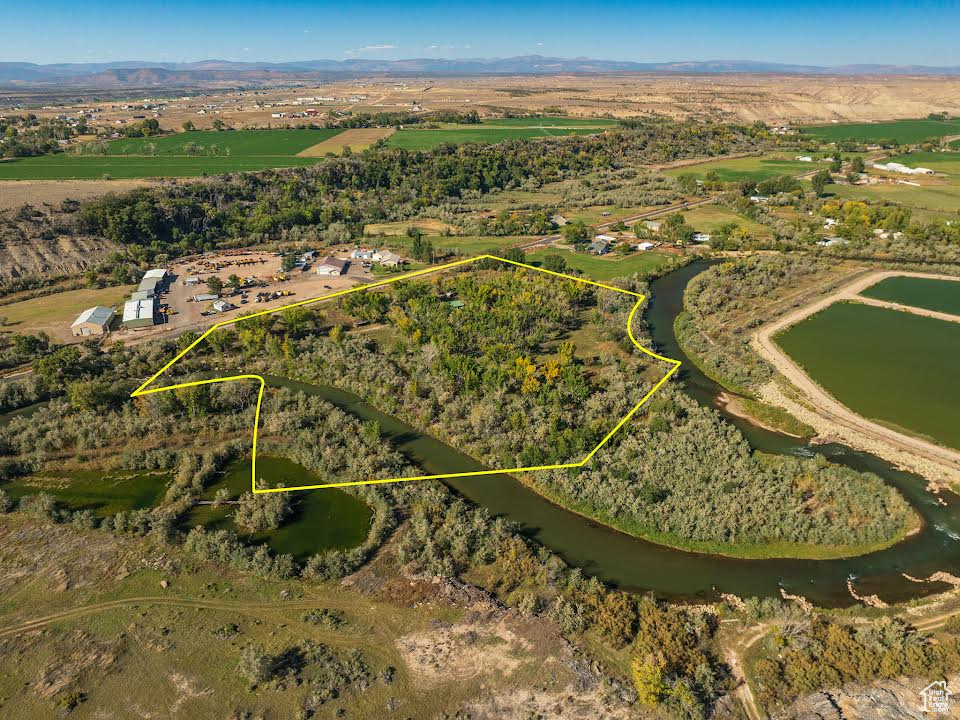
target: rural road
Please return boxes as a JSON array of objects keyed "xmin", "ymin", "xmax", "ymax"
[
  {"xmin": 752, "ymin": 270, "xmax": 960, "ymax": 474},
  {"xmin": 0, "ymin": 594, "xmax": 351, "ymax": 640}
]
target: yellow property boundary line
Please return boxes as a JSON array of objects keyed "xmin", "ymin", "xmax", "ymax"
[{"xmin": 131, "ymin": 255, "xmax": 680, "ymax": 493}]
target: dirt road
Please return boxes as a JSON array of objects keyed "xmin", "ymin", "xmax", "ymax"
[{"xmin": 752, "ymin": 270, "xmax": 960, "ymax": 476}]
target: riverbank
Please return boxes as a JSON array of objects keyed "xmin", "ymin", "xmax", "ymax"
[{"xmin": 516, "ymin": 473, "xmax": 922, "ymax": 561}]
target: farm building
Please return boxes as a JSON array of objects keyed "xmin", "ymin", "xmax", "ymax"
[
  {"xmin": 643, "ymin": 220, "xmax": 662, "ymax": 231},
  {"xmin": 183, "ymin": 276, "xmax": 201, "ymax": 286},
  {"xmin": 70, "ymin": 306, "xmax": 115, "ymax": 336},
  {"xmin": 351, "ymin": 248, "xmax": 375, "ymax": 260},
  {"xmin": 192, "ymin": 293, "xmax": 218, "ymax": 302},
  {"xmin": 122, "ymin": 299, "xmax": 156, "ymax": 329},
  {"xmin": 870, "ymin": 162, "xmax": 934, "ymax": 175},
  {"xmin": 692, "ymin": 233, "xmax": 712, "ymax": 244},
  {"xmin": 316, "ymin": 257, "xmax": 349, "ymax": 276},
  {"xmin": 130, "ymin": 289, "xmax": 154, "ymax": 302},
  {"xmin": 212, "ymin": 299, "xmax": 234, "ymax": 313},
  {"xmin": 635, "ymin": 242, "xmax": 657, "ymax": 251}
]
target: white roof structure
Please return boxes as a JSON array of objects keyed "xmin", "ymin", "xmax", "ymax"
[
  {"xmin": 143, "ymin": 268, "xmax": 169, "ymax": 279},
  {"xmin": 71, "ymin": 305, "xmax": 114, "ymax": 329},
  {"xmin": 123, "ymin": 299, "xmax": 154, "ymax": 323}
]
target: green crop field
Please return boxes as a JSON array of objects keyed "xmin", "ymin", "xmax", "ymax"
[
  {"xmin": 526, "ymin": 247, "xmax": 674, "ymax": 281},
  {"xmin": 800, "ymin": 118, "xmax": 960, "ymax": 144},
  {"xmin": 664, "ymin": 154, "xmax": 818, "ymax": 182},
  {"xmin": 385, "ymin": 125, "xmax": 605, "ymax": 151},
  {"xmin": 480, "ymin": 116, "xmax": 618, "ymax": 128},
  {"xmin": 0, "ymin": 129, "xmax": 344, "ymax": 179}
]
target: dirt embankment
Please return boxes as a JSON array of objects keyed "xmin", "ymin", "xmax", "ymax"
[
  {"xmin": 0, "ymin": 205, "xmax": 119, "ymax": 283},
  {"xmin": 751, "ymin": 270, "xmax": 960, "ymax": 487}
]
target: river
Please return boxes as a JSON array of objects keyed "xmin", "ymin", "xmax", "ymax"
[
  {"xmin": 264, "ymin": 261, "xmax": 960, "ymax": 606},
  {"xmin": 5, "ymin": 261, "xmax": 959, "ymax": 606}
]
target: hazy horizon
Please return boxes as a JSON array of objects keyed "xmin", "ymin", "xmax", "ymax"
[{"xmin": 6, "ymin": 0, "xmax": 960, "ymax": 67}]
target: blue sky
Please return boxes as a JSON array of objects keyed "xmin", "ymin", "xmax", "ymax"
[{"xmin": 6, "ymin": 0, "xmax": 960, "ymax": 66}]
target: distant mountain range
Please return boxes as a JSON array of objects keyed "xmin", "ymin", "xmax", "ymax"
[{"xmin": 2, "ymin": 56, "xmax": 959, "ymax": 87}]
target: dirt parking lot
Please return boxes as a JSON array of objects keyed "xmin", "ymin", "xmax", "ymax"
[{"xmin": 113, "ymin": 249, "xmax": 374, "ymax": 345}]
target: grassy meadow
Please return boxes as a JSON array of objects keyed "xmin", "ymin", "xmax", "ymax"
[
  {"xmin": 800, "ymin": 118, "xmax": 960, "ymax": 144},
  {"xmin": 0, "ymin": 129, "xmax": 344, "ymax": 179},
  {"xmin": 526, "ymin": 247, "xmax": 675, "ymax": 281},
  {"xmin": 775, "ymin": 301, "xmax": 960, "ymax": 450},
  {"xmin": 678, "ymin": 204, "xmax": 774, "ymax": 238},
  {"xmin": 0, "ymin": 285, "xmax": 134, "ymax": 333},
  {"xmin": 664, "ymin": 154, "xmax": 819, "ymax": 182}
]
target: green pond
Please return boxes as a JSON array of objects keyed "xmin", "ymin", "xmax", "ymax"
[
  {"xmin": 181, "ymin": 456, "xmax": 372, "ymax": 560},
  {"xmin": 3, "ymin": 469, "xmax": 170, "ymax": 517},
  {"xmin": 861, "ymin": 276, "xmax": 960, "ymax": 316},
  {"xmin": 775, "ymin": 301, "xmax": 960, "ymax": 450}
]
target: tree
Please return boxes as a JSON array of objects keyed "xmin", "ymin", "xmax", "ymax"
[
  {"xmin": 238, "ymin": 643, "xmax": 273, "ymax": 685},
  {"xmin": 181, "ymin": 120, "xmax": 195, "ymax": 132},
  {"xmin": 212, "ymin": 118, "xmax": 226, "ymax": 131},
  {"xmin": 206, "ymin": 276, "xmax": 224, "ymax": 294},
  {"xmin": 541, "ymin": 253, "xmax": 568, "ymax": 273},
  {"xmin": 851, "ymin": 156, "xmax": 865, "ymax": 174},
  {"xmin": 811, "ymin": 170, "xmax": 832, "ymax": 197},
  {"xmin": 662, "ymin": 213, "xmax": 695, "ymax": 246},
  {"xmin": 226, "ymin": 274, "xmax": 241, "ymax": 288},
  {"xmin": 830, "ymin": 150, "xmax": 843, "ymax": 173},
  {"xmin": 280, "ymin": 254, "xmax": 298, "ymax": 273},
  {"xmin": 562, "ymin": 220, "xmax": 590, "ymax": 244},
  {"xmin": 502, "ymin": 247, "xmax": 525, "ymax": 264}
]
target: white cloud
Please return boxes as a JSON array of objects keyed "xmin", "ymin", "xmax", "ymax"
[
  {"xmin": 426, "ymin": 44, "xmax": 456, "ymax": 50},
  {"xmin": 344, "ymin": 44, "xmax": 397, "ymax": 54},
  {"xmin": 536, "ymin": 42, "xmax": 544, "ymax": 46}
]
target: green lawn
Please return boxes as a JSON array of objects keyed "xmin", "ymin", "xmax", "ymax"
[
  {"xmin": 0, "ymin": 129, "xmax": 344, "ymax": 179},
  {"xmin": 800, "ymin": 118, "xmax": 960, "ymax": 144},
  {"xmin": 664, "ymin": 155, "xmax": 818, "ymax": 182},
  {"xmin": 385, "ymin": 125, "xmax": 605, "ymax": 151},
  {"xmin": 526, "ymin": 247, "xmax": 674, "ymax": 281}
]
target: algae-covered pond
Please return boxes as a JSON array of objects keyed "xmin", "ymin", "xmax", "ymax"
[
  {"xmin": 861, "ymin": 276, "xmax": 960, "ymax": 316},
  {"xmin": 2, "ymin": 469, "xmax": 170, "ymax": 516},
  {"xmin": 182, "ymin": 456, "xmax": 372, "ymax": 559},
  {"xmin": 775, "ymin": 301, "xmax": 960, "ymax": 450}
]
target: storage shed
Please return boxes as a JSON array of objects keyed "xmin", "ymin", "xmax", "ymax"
[{"xmin": 71, "ymin": 306, "xmax": 115, "ymax": 336}]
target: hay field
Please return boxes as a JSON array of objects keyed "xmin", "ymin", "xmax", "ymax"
[{"xmin": 297, "ymin": 127, "xmax": 395, "ymax": 156}]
